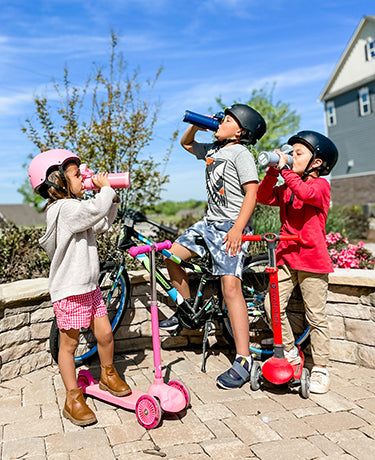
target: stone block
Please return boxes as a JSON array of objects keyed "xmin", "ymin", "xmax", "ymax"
[
  {"xmin": 30, "ymin": 322, "xmax": 50, "ymax": 340},
  {"xmin": 330, "ymin": 339, "xmax": 357, "ymax": 364},
  {"xmin": 31, "ymin": 306, "xmax": 54, "ymax": 323},
  {"xmin": 328, "ymin": 315, "xmax": 345, "ymax": 339},
  {"xmin": 0, "ymin": 327, "xmax": 31, "ymax": 351},
  {"xmin": 0, "ymin": 312, "xmax": 30, "ymax": 333},
  {"xmin": 326, "ymin": 303, "xmax": 371, "ymax": 320},
  {"xmin": 1, "ymin": 351, "xmax": 52, "ymax": 381},
  {"xmin": 0, "ymin": 341, "xmax": 44, "ymax": 364},
  {"xmin": 345, "ymin": 318, "xmax": 375, "ymax": 346},
  {"xmin": 358, "ymin": 344, "xmax": 375, "ymax": 369}
]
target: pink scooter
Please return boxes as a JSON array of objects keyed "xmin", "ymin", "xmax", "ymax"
[
  {"xmin": 242, "ymin": 233, "xmax": 310, "ymax": 399},
  {"xmin": 77, "ymin": 240, "xmax": 190, "ymax": 429}
]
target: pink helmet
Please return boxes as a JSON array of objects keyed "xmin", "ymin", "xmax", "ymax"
[{"xmin": 28, "ymin": 149, "xmax": 80, "ymax": 193}]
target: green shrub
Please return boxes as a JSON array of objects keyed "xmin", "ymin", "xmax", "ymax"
[
  {"xmin": 0, "ymin": 224, "xmax": 50, "ymax": 284},
  {"xmin": 326, "ymin": 205, "xmax": 369, "ymax": 240}
]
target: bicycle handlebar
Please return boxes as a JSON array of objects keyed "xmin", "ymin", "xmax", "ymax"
[
  {"xmin": 129, "ymin": 240, "xmax": 172, "ymax": 257},
  {"xmin": 242, "ymin": 233, "xmax": 302, "ymax": 243},
  {"xmin": 118, "ymin": 208, "xmax": 178, "ymax": 237}
]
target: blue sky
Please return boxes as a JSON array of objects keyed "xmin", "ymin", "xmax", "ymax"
[{"xmin": 0, "ymin": 0, "xmax": 372, "ymax": 204}]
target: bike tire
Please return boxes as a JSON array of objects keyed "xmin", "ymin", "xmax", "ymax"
[
  {"xmin": 49, "ymin": 263, "xmax": 130, "ymax": 365},
  {"xmin": 222, "ymin": 254, "xmax": 310, "ymax": 359}
]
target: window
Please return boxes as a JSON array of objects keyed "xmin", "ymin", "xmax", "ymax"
[
  {"xmin": 326, "ymin": 101, "xmax": 336, "ymax": 126},
  {"xmin": 365, "ymin": 37, "xmax": 375, "ymax": 61},
  {"xmin": 359, "ymin": 87, "xmax": 371, "ymax": 116}
]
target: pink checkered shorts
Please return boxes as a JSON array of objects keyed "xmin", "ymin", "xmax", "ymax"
[{"xmin": 53, "ymin": 286, "xmax": 108, "ymax": 330}]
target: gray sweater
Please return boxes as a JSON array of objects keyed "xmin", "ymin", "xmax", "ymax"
[{"xmin": 39, "ymin": 186, "xmax": 117, "ymax": 303}]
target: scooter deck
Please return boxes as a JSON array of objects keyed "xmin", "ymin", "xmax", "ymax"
[{"xmin": 81, "ymin": 382, "xmax": 143, "ymax": 410}]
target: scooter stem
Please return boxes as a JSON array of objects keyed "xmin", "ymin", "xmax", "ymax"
[{"xmin": 149, "ymin": 249, "xmax": 163, "ymax": 380}]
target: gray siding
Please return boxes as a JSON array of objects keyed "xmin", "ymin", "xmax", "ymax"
[{"xmin": 327, "ymin": 82, "xmax": 375, "ymax": 176}]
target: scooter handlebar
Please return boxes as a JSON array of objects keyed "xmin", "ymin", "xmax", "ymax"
[
  {"xmin": 242, "ymin": 233, "xmax": 303, "ymax": 243},
  {"xmin": 129, "ymin": 240, "xmax": 172, "ymax": 257}
]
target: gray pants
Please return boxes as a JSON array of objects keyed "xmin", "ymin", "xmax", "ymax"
[{"xmin": 264, "ymin": 264, "xmax": 330, "ymax": 366}]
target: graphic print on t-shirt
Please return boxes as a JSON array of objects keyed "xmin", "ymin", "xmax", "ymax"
[{"xmin": 206, "ymin": 157, "xmax": 227, "ymax": 208}]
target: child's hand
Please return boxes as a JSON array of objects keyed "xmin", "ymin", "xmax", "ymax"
[
  {"xmin": 92, "ymin": 172, "xmax": 111, "ymax": 189},
  {"xmin": 223, "ymin": 226, "xmax": 243, "ymax": 257},
  {"xmin": 277, "ymin": 150, "xmax": 289, "ymax": 170}
]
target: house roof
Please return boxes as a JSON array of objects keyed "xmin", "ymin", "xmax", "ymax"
[
  {"xmin": 0, "ymin": 204, "xmax": 46, "ymax": 227},
  {"xmin": 319, "ymin": 15, "xmax": 375, "ymax": 101}
]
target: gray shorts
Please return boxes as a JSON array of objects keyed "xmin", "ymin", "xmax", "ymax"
[{"xmin": 176, "ymin": 218, "xmax": 251, "ymax": 280}]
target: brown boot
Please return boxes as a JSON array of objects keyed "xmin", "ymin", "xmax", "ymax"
[
  {"xmin": 99, "ymin": 364, "xmax": 132, "ymax": 397},
  {"xmin": 63, "ymin": 388, "xmax": 97, "ymax": 426}
]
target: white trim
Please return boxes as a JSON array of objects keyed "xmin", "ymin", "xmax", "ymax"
[
  {"xmin": 326, "ymin": 101, "xmax": 337, "ymax": 126},
  {"xmin": 366, "ymin": 37, "xmax": 375, "ymax": 61},
  {"xmin": 359, "ymin": 86, "xmax": 371, "ymax": 116}
]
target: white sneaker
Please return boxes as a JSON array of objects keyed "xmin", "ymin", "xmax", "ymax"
[
  {"xmin": 310, "ymin": 366, "xmax": 330, "ymax": 394},
  {"xmin": 284, "ymin": 346, "xmax": 301, "ymax": 365}
]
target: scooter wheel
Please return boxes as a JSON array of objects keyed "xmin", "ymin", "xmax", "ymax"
[
  {"xmin": 300, "ymin": 368, "xmax": 310, "ymax": 399},
  {"xmin": 135, "ymin": 395, "xmax": 162, "ymax": 429},
  {"xmin": 168, "ymin": 380, "xmax": 191, "ymax": 408},
  {"xmin": 250, "ymin": 361, "xmax": 262, "ymax": 391},
  {"xmin": 77, "ymin": 370, "xmax": 95, "ymax": 389}
]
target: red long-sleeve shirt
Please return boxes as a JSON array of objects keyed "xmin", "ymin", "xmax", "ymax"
[{"xmin": 257, "ymin": 167, "xmax": 333, "ymax": 273}]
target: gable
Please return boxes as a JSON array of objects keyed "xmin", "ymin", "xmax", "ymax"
[{"xmin": 320, "ymin": 16, "xmax": 375, "ymax": 101}]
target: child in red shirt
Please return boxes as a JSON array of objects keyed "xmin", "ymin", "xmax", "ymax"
[{"xmin": 257, "ymin": 130, "xmax": 338, "ymax": 394}]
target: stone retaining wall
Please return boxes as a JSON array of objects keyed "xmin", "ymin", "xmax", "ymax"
[{"xmin": 0, "ymin": 269, "xmax": 374, "ymax": 382}]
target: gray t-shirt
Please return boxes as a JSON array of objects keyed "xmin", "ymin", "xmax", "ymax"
[{"xmin": 193, "ymin": 141, "xmax": 258, "ymax": 223}]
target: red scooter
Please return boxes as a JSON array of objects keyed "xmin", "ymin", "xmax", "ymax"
[{"xmin": 242, "ymin": 233, "xmax": 310, "ymax": 398}]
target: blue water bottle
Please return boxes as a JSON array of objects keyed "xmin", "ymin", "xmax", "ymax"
[{"xmin": 183, "ymin": 110, "xmax": 224, "ymax": 131}]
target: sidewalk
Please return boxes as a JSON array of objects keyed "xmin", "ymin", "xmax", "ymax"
[{"xmin": 1, "ymin": 347, "xmax": 375, "ymax": 459}]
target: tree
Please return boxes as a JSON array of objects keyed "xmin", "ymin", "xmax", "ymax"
[
  {"xmin": 216, "ymin": 84, "xmax": 300, "ymax": 176},
  {"xmin": 19, "ymin": 33, "xmax": 178, "ymax": 211}
]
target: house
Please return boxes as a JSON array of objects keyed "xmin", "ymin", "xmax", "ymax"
[
  {"xmin": 319, "ymin": 15, "xmax": 375, "ymax": 215},
  {"xmin": 0, "ymin": 204, "xmax": 46, "ymax": 227}
]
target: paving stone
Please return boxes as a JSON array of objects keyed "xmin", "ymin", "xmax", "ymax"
[
  {"xmin": 69, "ymin": 445, "xmax": 116, "ymax": 460},
  {"xmin": 307, "ymin": 434, "xmax": 345, "ymax": 456},
  {"xmin": 204, "ymin": 419, "xmax": 236, "ymax": 439},
  {"xmin": 225, "ymin": 396, "xmax": 285, "ymax": 418},
  {"xmin": 355, "ymin": 396, "xmax": 375, "ymax": 414},
  {"xmin": 45, "ymin": 429, "xmax": 109, "ymax": 455},
  {"xmin": 309, "ymin": 391, "xmax": 358, "ymax": 412},
  {"xmin": 200, "ymin": 438, "xmax": 253, "ymax": 459},
  {"xmin": 335, "ymin": 435, "xmax": 375, "ymax": 458},
  {"xmin": 2, "ymin": 437, "xmax": 46, "ymax": 460},
  {"xmin": 3, "ymin": 415, "xmax": 62, "ymax": 441},
  {"xmin": 112, "ymin": 439, "xmax": 156, "ymax": 457},
  {"xmin": 305, "ymin": 412, "xmax": 367, "ymax": 434},
  {"xmin": 192, "ymin": 402, "xmax": 234, "ymax": 421},
  {"xmin": 224, "ymin": 415, "xmax": 282, "ymax": 445},
  {"xmin": 105, "ymin": 418, "xmax": 147, "ymax": 444},
  {"xmin": 268, "ymin": 417, "xmax": 318, "ymax": 438},
  {"xmin": 250, "ymin": 438, "xmax": 323, "ymax": 460},
  {"xmin": 293, "ymin": 406, "xmax": 327, "ymax": 418},
  {"xmin": 163, "ymin": 442, "xmax": 207, "ymax": 458}
]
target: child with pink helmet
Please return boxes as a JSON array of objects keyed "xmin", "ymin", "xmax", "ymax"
[{"xmin": 29, "ymin": 149, "xmax": 131, "ymax": 426}]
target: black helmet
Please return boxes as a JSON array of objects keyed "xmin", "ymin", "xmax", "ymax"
[
  {"xmin": 288, "ymin": 130, "xmax": 338, "ymax": 176},
  {"xmin": 225, "ymin": 104, "xmax": 266, "ymax": 145}
]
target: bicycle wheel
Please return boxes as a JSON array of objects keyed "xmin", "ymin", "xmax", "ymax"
[
  {"xmin": 49, "ymin": 263, "xmax": 130, "ymax": 364},
  {"xmin": 222, "ymin": 254, "xmax": 310, "ymax": 359}
]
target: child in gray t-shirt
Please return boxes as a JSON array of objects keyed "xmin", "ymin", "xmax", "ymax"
[{"xmin": 160, "ymin": 104, "xmax": 266, "ymax": 389}]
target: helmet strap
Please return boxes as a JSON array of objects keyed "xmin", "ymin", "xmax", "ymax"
[
  {"xmin": 301, "ymin": 153, "xmax": 317, "ymax": 180},
  {"xmin": 44, "ymin": 180, "xmax": 68, "ymax": 196}
]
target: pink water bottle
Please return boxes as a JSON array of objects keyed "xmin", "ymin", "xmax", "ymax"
[{"xmin": 80, "ymin": 164, "xmax": 130, "ymax": 191}]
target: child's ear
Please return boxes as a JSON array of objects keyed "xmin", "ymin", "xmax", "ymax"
[{"xmin": 312, "ymin": 157, "xmax": 323, "ymax": 168}]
